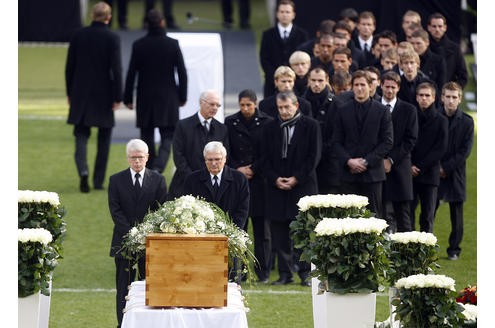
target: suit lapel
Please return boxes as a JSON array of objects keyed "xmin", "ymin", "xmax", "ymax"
[{"xmin": 216, "ymin": 167, "xmax": 232, "ymax": 201}]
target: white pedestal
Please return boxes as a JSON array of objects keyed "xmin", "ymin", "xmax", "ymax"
[
  {"xmin": 311, "ymin": 263, "xmax": 327, "ymax": 328},
  {"xmin": 388, "ymin": 287, "xmax": 401, "ymax": 328},
  {"xmin": 18, "ymin": 281, "xmax": 51, "ymax": 328},
  {"xmin": 325, "ymin": 292, "xmax": 376, "ymax": 328}
]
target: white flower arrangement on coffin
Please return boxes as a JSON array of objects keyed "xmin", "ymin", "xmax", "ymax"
[
  {"xmin": 392, "ymin": 274, "xmax": 466, "ymax": 327},
  {"xmin": 290, "ymin": 194, "xmax": 372, "ymax": 263},
  {"xmin": 387, "ymin": 231, "xmax": 440, "ymax": 285},
  {"xmin": 310, "ymin": 217, "xmax": 389, "ymax": 294},
  {"xmin": 18, "ymin": 228, "xmax": 58, "ymax": 297},
  {"xmin": 120, "ymin": 195, "xmax": 255, "ymax": 280}
]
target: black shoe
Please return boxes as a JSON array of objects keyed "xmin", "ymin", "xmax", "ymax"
[
  {"xmin": 448, "ymin": 254, "xmax": 459, "ymax": 261},
  {"xmin": 300, "ymin": 280, "xmax": 311, "ymax": 287},
  {"xmin": 257, "ymin": 278, "xmax": 269, "ymax": 284},
  {"xmin": 271, "ymin": 277, "xmax": 294, "ymax": 285},
  {"xmin": 80, "ymin": 176, "xmax": 90, "ymax": 193}
]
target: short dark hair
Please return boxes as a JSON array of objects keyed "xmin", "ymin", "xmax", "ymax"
[
  {"xmin": 238, "ymin": 89, "xmax": 257, "ymax": 103},
  {"xmin": 358, "ymin": 11, "xmax": 376, "ymax": 25},
  {"xmin": 377, "ymin": 30, "xmax": 398, "ymax": 44},
  {"xmin": 381, "ymin": 71, "xmax": 401, "ymax": 87},
  {"xmin": 277, "ymin": 0, "xmax": 295, "ymax": 11},
  {"xmin": 363, "ymin": 66, "xmax": 380, "ymax": 77},
  {"xmin": 339, "ymin": 8, "xmax": 359, "ymax": 23},
  {"xmin": 146, "ymin": 9, "xmax": 164, "ymax": 29},
  {"xmin": 411, "ymin": 29, "xmax": 430, "ymax": 42},
  {"xmin": 333, "ymin": 47, "xmax": 352, "ymax": 60},
  {"xmin": 416, "ymin": 82, "xmax": 436, "ymax": 97},
  {"xmin": 318, "ymin": 19, "xmax": 336, "ymax": 34},
  {"xmin": 331, "ymin": 70, "xmax": 352, "ymax": 88},
  {"xmin": 442, "ymin": 81, "xmax": 462, "ymax": 98},
  {"xmin": 333, "ymin": 20, "xmax": 353, "ymax": 35},
  {"xmin": 428, "ymin": 12, "xmax": 447, "ymax": 25},
  {"xmin": 352, "ymin": 70, "xmax": 371, "ymax": 86}
]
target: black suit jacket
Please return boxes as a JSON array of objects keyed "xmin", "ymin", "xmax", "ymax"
[
  {"xmin": 419, "ymin": 48, "xmax": 447, "ymax": 94},
  {"xmin": 168, "ymin": 113, "xmax": 230, "ymax": 199},
  {"xmin": 383, "ymin": 99, "xmax": 418, "ymax": 201},
  {"xmin": 260, "ymin": 25, "xmax": 308, "ymax": 96},
  {"xmin": 261, "ymin": 115, "xmax": 321, "ymax": 221},
  {"xmin": 333, "ymin": 98, "xmax": 394, "ymax": 183},
  {"xmin": 123, "ymin": 28, "xmax": 187, "ymax": 128},
  {"xmin": 397, "ymin": 71, "xmax": 433, "ymax": 108},
  {"xmin": 183, "ymin": 166, "xmax": 250, "ymax": 228},
  {"xmin": 65, "ymin": 21, "xmax": 122, "ymax": 128},
  {"xmin": 225, "ymin": 110, "xmax": 273, "ymax": 217},
  {"xmin": 108, "ymin": 168, "xmax": 167, "ymax": 257},
  {"xmin": 430, "ymin": 35, "xmax": 468, "ymax": 88},
  {"xmin": 411, "ymin": 105, "xmax": 448, "ymax": 186},
  {"xmin": 438, "ymin": 107, "xmax": 474, "ymax": 202}
]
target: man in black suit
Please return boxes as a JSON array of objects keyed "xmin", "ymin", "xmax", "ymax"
[
  {"xmin": 380, "ymin": 71, "xmax": 418, "ymax": 232},
  {"xmin": 124, "ymin": 9, "xmax": 188, "ymax": 174},
  {"xmin": 410, "ymin": 82, "xmax": 448, "ymax": 232},
  {"xmin": 261, "ymin": 91, "xmax": 321, "ymax": 287},
  {"xmin": 333, "ymin": 70, "xmax": 394, "ymax": 218},
  {"xmin": 108, "ymin": 139, "xmax": 167, "ymax": 328},
  {"xmin": 436, "ymin": 82, "xmax": 474, "ymax": 260},
  {"xmin": 183, "ymin": 141, "xmax": 250, "ymax": 282},
  {"xmin": 427, "ymin": 13, "xmax": 468, "ymax": 88},
  {"xmin": 259, "ymin": 0, "xmax": 308, "ymax": 97},
  {"xmin": 224, "ymin": 90, "xmax": 273, "ymax": 283},
  {"xmin": 168, "ymin": 90, "xmax": 229, "ymax": 200},
  {"xmin": 352, "ymin": 11, "xmax": 377, "ymax": 68},
  {"xmin": 258, "ymin": 66, "xmax": 312, "ymax": 118},
  {"xmin": 65, "ymin": 2, "xmax": 123, "ymax": 193}
]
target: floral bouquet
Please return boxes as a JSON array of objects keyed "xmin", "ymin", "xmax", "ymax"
[
  {"xmin": 311, "ymin": 217, "xmax": 389, "ymax": 294},
  {"xmin": 18, "ymin": 228, "xmax": 58, "ymax": 297},
  {"xmin": 456, "ymin": 285, "xmax": 477, "ymax": 327},
  {"xmin": 290, "ymin": 194, "xmax": 371, "ymax": 263},
  {"xmin": 18, "ymin": 190, "xmax": 66, "ymax": 257},
  {"xmin": 120, "ymin": 195, "xmax": 255, "ymax": 279},
  {"xmin": 387, "ymin": 231, "xmax": 440, "ymax": 285},
  {"xmin": 392, "ymin": 274, "xmax": 466, "ymax": 327}
]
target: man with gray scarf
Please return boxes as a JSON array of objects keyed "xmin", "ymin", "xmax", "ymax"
[{"xmin": 260, "ymin": 91, "xmax": 321, "ymax": 286}]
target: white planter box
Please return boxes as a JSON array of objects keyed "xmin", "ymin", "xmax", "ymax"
[
  {"xmin": 324, "ymin": 292, "xmax": 376, "ymax": 328},
  {"xmin": 18, "ymin": 280, "xmax": 51, "ymax": 328}
]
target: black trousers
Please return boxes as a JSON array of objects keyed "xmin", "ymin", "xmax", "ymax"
[
  {"xmin": 145, "ymin": 0, "xmax": 175, "ymax": 26},
  {"xmin": 436, "ymin": 200, "xmax": 464, "ymax": 256},
  {"xmin": 221, "ymin": 0, "xmax": 250, "ymax": 25},
  {"xmin": 104, "ymin": 0, "xmax": 128, "ymax": 28},
  {"xmin": 140, "ymin": 126, "xmax": 174, "ymax": 173},
  {"xmin": 340, "ymin": 181, "xmax": 384, "ymax": 219},
  {"xmin": 73, "ymin": 125, "xmax": 112, "ymax": 188},
  {"xmin": 115, "ymin": 257, "xmax": 145, "ymax": 328},
  {"xmin": 384, "ymin": 200, "xmax": 412, "ymax": 233},
  {"xmin": 246, "ymin": 215, "xmax": 271, "ymax": 281},
  {"xmin": 410, "ymin": 182, "xmax": 438, "ymax": 232},
  {"xmin": 270, "ymin": 220, "xmax": 309, "ymax": 281}
]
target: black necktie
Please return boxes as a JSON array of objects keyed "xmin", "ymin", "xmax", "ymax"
[
  {"xmin": 363, "ymin": 43, "xmax": 369, "ymax": 52},
  {"xmin": 386, "ymin": 104, "xmax": 392, "ymax": 112},
  {"xmin": 212, "ymin": 175, "xmax": 219, "ymax": 197},
  {"xmin": 134, "ymin": 173, "xmax": 141, "ymax": 195},
  {"xmin": 283, "ymin": 30, "xmax": 288, "ymax": 41}
]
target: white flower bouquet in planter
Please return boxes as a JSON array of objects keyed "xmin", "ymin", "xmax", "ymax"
[
  {"xmin": 290, "ymin": 194, "xmax": 371, "ymax": 263},
  {"xmin": 311, "ymin": 217, "xmax": 389, "ymax": 294},
  {"xmin": 392, "ymin": 274, "xmax": 466, "ymax": 327}
]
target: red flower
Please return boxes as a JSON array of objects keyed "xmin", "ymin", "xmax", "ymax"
[{"xmin": 456, "ymin": 286, "xmax": 477, "ymax": 305}]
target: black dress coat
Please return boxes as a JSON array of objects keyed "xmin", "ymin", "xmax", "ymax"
[
  {"xmin": 168, "ymin": 113, "xmax": 230, "ymax": 199},
  {"xmin": 225, "ymin": 110, "xmax": 273, "ymax": 217},
  {"xmin": 430, "ymin": 35, "xmax": 468, "ymax": 88},
  {"xmin": 123, "ymin": 28, "xmax": 188, "ymax": 128},
  {"xmin": 397, "ymin": 71, "xmax": 433, "ymax": 108},
  {"xmin": 411, "ymin": 105, "xmax": 448, "ymax": 186},
  {"xmin": 260, "ymin": 25, "xmax": 309, "ymax": 97},
  {"xmin": 303, "ymin": 87, "xmax": 341, "ymax": 189},
  {"xmin": 183, "ymin": 166, "xmax": 250, "ymax": 228},
  {"xmin": 108, "ymin": 168, "xmax": 167, "ymax": 257},
  {"xmin": 333, "ymin": 98, "xmax": 394, "ymax": 183},
  {"xmin": 65, "ymin": 21, "xmax": 122, "ymax": 128},
  {"xmin": 384, "ymin": 99, "xmax": 418, "ymax": 201},
  {"xmin": 438, "ymin": 107, "xmax": 474, "ymax": 202},
  {"xmin": 419, "ymin": 48, "xmax": 447, "ymax": 94},
  {"xmin": 261, "ymin": 114, "xmax": 321, "ymax": 221},
  {"xmin": 259, "ymin": 94, "xmax": 312, "ymax": 119}
]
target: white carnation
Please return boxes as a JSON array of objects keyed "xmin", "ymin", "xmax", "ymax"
[
  {"xmin": 390, "ymin": 231, "xmax": 437, "ymax": 246},
  {"xmin": 395, "ymin": 274, "xmax": 456, "ymax": 291},
  {"xmin": 18, "ymin": 228, "xmax": 53, "ymax": 245},
  {"xmin": 297, "ymin": 194, "xmax": 368, "ymax": 212},
  {"xmin": 315, "ymin": 217, "xmax": 387, "ymax": 236},
  {"xmin": 18, "ymin": 190, "xmax": 60, "ymax": 206}
]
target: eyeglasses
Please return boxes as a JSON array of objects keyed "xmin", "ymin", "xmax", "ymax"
[
  {"xmin": 201, "ymin": 99, "xmax": 222, "ymax": 108},
  {"xmin": 128, "ymin": 156, "xmax": 147, "ymax": 161}
]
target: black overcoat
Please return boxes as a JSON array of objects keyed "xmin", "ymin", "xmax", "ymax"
[
  {"xmin": 123, "ymin": 28, "xmax": 187, "ymax": 128},
  {"xmin": 225, "ymin": 110, "xmax": 273, "ymax": 217},
  {"xmin": 333, "ymin": 99, "xmax": 394, "ymax": 183},
  {"xmin": 183, "ymin": 166, "xmax": 250, "ymax": 228},
  {"xmin": 65, "ymin": 21, "xmax": 122, "ymax": 128},
  {"xmin": 438, "ymin": 107, "xmax": 474, "ymax": 202},
  {"xmin": 108, "ymin": 168, "xmax": 167, "ymax": 257},
  {"xmin": 168, "ymin": 113, "xmax": 229, "ymax": 199},
  {"xmin": 261, "ymin": 115, "xmax": 321, "ymax": 221},
  {"xmin": 411, "ymin": 105, "xmax": 448, "ymax": 186},
  {"xmin": 430, "ymin": 35, "xmax": 468, "ymax": 88},
  {"xmin": 384, "ymin": 99, "xmax": 418, "ymax": 201}
]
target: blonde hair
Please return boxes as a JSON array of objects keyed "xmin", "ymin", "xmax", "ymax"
[
  {"xmin": 274, "ymin": 66, "xmax": 296, "ymax": 80},
  {"xmin": 92, "ymin": 2, "xmax": 111, "ymax": 22},
  {"xmin": 289, "ymin": 51, "xmax": 311, "ymax": 65}
]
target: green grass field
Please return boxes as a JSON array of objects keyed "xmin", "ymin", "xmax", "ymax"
[{"xmin": 18, "ymin": 1, "xmax": 477, "ymax": 327}]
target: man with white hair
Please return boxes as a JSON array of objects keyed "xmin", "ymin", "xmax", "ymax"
[
  {"xmin": 168, "ymin": 90, "xmax": 229, "ymax": 199},
  {"xmin": 108, "ymin": 138, "xmax": 167, "ymax": 328}
]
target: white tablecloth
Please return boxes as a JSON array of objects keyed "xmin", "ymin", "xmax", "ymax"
[{"xmin": 122, "ymin": 281, "xmax": 248, "ymax": 328}]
